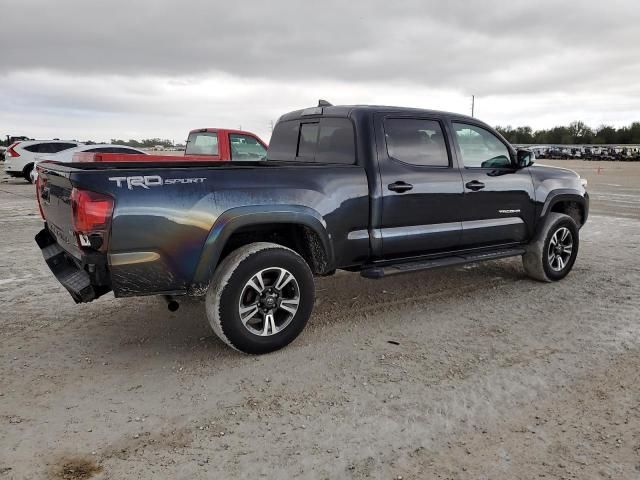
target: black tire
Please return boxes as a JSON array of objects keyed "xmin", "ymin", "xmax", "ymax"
[
  {"xmin": 205, "ymin": 242, "xmax": 315, "ymax": 354},
  {"xmin": 523, "ymin": 213, "xmax": 579, "ymax": 282},
  {"xmin": 23, "ymin": 163, "xmax": 34, "ymax": 183}
]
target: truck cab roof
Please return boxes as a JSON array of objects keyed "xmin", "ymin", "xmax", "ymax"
[{"xmin": 278, "ymin": 104, "xmax": 482, "ymax": 125}]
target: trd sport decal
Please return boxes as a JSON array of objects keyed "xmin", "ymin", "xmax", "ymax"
[{"xmin": 108, "ymin": 176, "xmax": 206, "ymax": 189}]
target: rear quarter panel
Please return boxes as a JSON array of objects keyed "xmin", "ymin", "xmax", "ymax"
[{"xmin": 78, "ymin": 165, "xmax": 369, "ymax": 297}]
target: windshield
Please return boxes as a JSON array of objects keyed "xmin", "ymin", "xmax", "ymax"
[{"xmin": 185, "ymin": 132, "xmax": 219, "ymax": 156}]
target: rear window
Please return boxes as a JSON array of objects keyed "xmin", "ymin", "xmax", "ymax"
[
  {"xmin": 297, "ymin": 123, "xmax": 319, "ymax": 159},
  {"xmin": 267, "ymin": 121, "xmax": 299, "ymax": 161},
  {"xmin": 267, "ymin": 118, "xmax": 355, "ymax": 164},
  {"xmin": 185, "ymin": 132, "xmax": 219, "ymax": 156}
]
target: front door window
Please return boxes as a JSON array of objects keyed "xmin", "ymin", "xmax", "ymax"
[{"xmin": 453, "ymin": 123, "xmax": 511, "ymax": 168}]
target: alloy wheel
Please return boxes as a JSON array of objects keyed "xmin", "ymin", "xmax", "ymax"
[
  {"xmin": 238, "ymin": 267, "xmax": 300, "ymax": 336},
  {"xmin": 547, "ymin": 226, "xmax": 573, "ymax": 272}
]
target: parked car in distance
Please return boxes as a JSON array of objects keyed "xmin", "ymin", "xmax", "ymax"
[
  {"xmin": 30, "ymin": 144, "xmax": 147, "ymax": 182},
  {"xmin": 4, "ymin": 140, "xmax": 82, "ymax": 181},
  {"xmin": 35, "ymin": 102, "xmax": 589, "ymax": 354}
]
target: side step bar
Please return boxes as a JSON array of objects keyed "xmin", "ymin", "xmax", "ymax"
[{"xmin": 360, "ymin": 248, "xmax": 526, "ymax": 279}]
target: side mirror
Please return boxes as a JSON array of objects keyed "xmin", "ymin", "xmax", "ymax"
[{"xmin": 517, "ymin": 149, "xmax": 535, "ymax": 168}]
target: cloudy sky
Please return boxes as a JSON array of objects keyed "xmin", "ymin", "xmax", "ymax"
[{"xmin": 2, "ymin": 0, "xmax": 639, "ymax": 143}]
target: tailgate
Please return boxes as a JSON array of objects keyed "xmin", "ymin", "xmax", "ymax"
[{"xmin": 37, "ymin": 165, "xmax": 83, "ymax": 259}]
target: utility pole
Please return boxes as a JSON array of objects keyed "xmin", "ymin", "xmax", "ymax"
[{"xmin": 471, "ymin": 95, "xmax": 475, "ymax": 117}]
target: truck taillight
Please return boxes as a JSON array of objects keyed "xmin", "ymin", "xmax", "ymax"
[
  {"xmin": 71, "ymin": 188, "xmax": 114, "ymax": 249},
  {"xmin": 7, "ymin": 142, "xmax": 21, "ymax": 157},
  {"xmin": 35, "ymin": 174, "xmax": 46, "ymax": 220}
]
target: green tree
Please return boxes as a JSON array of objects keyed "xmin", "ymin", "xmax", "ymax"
[
  {"xmin": 496, "ymin": 121, "xmax": 640, "ymax": 145},
  {"xmin": 594, "ymin": 126, "xmax": 617, "ymax": 144},
  {"xmin": 568, "ymin": 121, "xmax": 594, "ymax": 143}
]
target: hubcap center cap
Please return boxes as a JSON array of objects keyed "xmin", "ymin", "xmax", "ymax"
[{"xmin": 262, "ymin": 293, "xmax": 278, "ymax": 308}]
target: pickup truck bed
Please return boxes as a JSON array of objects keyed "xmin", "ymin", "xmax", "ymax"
[{"xmin": 35, "ymin": 103, "xmax": 588, "ymax": 353}]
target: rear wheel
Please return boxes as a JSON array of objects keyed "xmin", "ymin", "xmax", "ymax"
[
  {"xmin": 205, "ymin": 242, "xmax": 315, "ymax": 354},
  {"xmin": 23, "ymin": 163, "xmax": 34, "ymax": 183},
  {"xmin": 523, "ymin": 213, "xmax": 579, "ymax": 282}
]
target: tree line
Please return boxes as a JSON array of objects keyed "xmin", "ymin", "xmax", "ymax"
[
  {"xmin": 495, "ymin": 121, "xmax": 640, "ymax": 145},
  {"xmin": 109, "ymin": 138, "xmax": 181, "ymax": 148}
]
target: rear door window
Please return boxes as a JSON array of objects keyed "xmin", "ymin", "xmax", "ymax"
[
  {"xmin": 48, "ymin": 143, "xmax": 77, "ymax": 153},
  {"xmin": 384, "ymin": 118, "xmax": 449, "ymax": 167},
  {"xmin": 185, "ymin": 132, "xmax": 219, "ymax": 156}
]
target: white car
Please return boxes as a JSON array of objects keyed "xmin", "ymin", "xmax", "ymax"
[
  {"xmin": 4, "ymin": 140, "xmax": 82, "ymax": 181},
  {"xmin": 31, "ymin": 144, "xmax": 147, "ymax": 182}
]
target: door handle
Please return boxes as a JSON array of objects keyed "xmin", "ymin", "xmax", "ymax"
[
  {"xmin": 465, "ymin": 180, "xmax": 485, "ymax": 191},
  {"xmin": 388, "ymin": 181, "xmax": 413, "ymax": 193}
]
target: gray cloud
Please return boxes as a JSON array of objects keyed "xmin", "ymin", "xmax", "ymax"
[
  {"xmin": 2, "ymin": 0, "xmax": 639, "ymax": 140},
  {"xmin": 3, "ymin": 0, "xmax": 640, "ymax": 95}
]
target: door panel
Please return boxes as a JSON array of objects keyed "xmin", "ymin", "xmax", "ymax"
[
  {"xmin": 376, "ymin": 115, "xmax": 465, "ymax": 258},
  {"xmin": 451, "ymin": 121, "xmax": 535, "ymax": 247}
]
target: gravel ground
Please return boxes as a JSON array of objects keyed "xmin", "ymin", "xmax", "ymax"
[{"xmin": 1, "ymin": 160, "xmax": 639, "ymax": 479}]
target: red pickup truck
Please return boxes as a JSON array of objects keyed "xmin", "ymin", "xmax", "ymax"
[{"xmin": 73, "ymin": 128, "xmax": 268, "ymax": 163}]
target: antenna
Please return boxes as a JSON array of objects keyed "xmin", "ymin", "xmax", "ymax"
[
  {"xmin": 318, "ymin": 99, "xmax": 333, "ymax": 107},
  {"xmin": 471, "ymin": 95, "xmax": 475, "ymax": 117}
]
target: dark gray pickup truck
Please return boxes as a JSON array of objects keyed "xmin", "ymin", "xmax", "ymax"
[{"xmin": 36, "ymin": 103, "xmax": 589, "ymax": 353}]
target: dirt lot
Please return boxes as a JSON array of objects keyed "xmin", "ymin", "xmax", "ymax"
[{"xmin": 1, "ymin": 160, "xmax": 639, "ymax": 479}]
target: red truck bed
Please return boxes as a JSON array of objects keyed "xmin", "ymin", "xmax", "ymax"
[{"xmin": 72, "ymin": 153, "xmax": 217, "ymax": 163}]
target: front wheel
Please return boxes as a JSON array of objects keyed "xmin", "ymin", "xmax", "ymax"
[
  {"xmin": 523, "ymin": 213, "xmax": 579, "ymax": 282},
  {"xmin": 205, "ymin": 242, "xmax": 315, "ymax": 354}
]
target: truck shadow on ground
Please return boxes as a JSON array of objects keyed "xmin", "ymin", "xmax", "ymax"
[{"xmin": 69, "ymin": 257, "xmax": 527, "ymax": 360}]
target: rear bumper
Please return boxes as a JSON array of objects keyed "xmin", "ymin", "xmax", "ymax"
[
  {"xmin": 35, "ymin": 227, "xmax": 112, "ymax": 303},
  {"xmin": 3, "ymin": 159, "xmax": 22, "ymax": 173}
]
